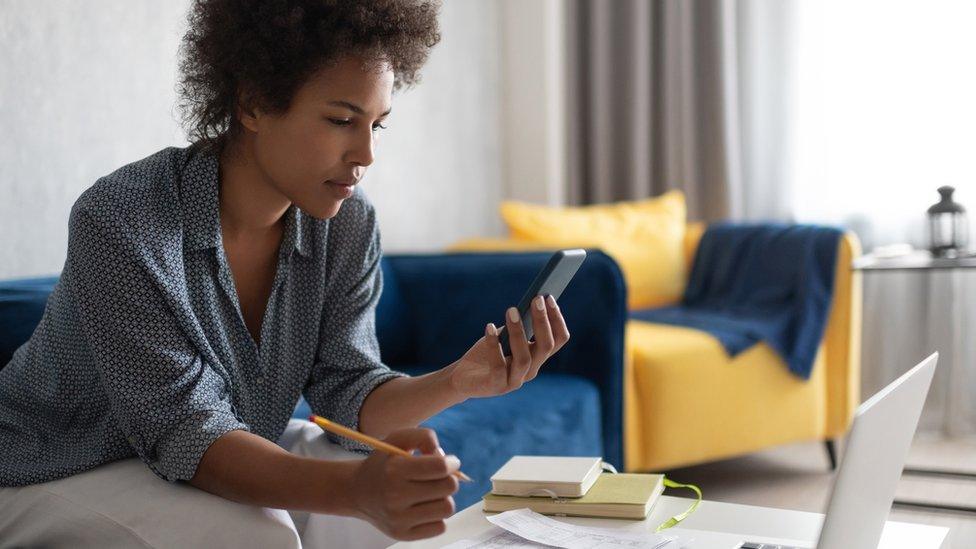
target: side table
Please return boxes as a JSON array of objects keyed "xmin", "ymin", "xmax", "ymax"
[{"xmin": 853, "ymin": 250, "xmax": 976, "ymax": 514}]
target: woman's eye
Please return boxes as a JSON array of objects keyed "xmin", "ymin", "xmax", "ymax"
[{"xmin": 326, "ymin": 118, "xmax": 386, "ymax": 131}]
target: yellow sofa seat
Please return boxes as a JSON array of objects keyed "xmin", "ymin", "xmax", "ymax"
[
  {"xmin": 451, "ymin": 224, "xmax": 862, "ymax": 472},
  {"xmin": 625, "ymin": 323, "xmax": 830, "ymax": 470}
]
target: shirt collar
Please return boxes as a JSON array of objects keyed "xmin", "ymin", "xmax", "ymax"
[
  {"xmin": 179, "ymin": 146, "xmax": 311, "ymax": 259},
  {"xmin": 280, "ymin": 204, "xmax": 311, "ymax": 259}
]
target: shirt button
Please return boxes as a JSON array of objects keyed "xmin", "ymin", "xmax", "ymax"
[
  {"xmin": 256, "ymin": 376, "xmax": 264, "ymax": 384},
  {"xmin": 127, "ymin": 435, "xmax": 142, "ymax": 451}
]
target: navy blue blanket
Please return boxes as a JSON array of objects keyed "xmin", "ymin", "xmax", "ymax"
[{"xmin": 631, "ymin": 223, "xmax": 842, "ymax": 379}]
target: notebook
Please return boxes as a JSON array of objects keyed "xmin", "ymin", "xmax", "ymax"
[
  {"xmin": 490, "ymin": 456, "xmax": 603, "ymax": 498},
  {"xmin": 483, "ymin": 473, "xmax": 666, "ymax": 520}
]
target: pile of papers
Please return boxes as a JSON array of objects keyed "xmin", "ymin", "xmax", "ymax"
[{"xmin": 443, "ymin": 508, "xmax": 681, "ymax": 549}]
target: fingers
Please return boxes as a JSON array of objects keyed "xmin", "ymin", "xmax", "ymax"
[
  {"xmin": 483, "ymin": 322, "xmax": 507, "ymax": 371},
  {"xmin": 546, "ymin": 294, "xmax": 571, "ymax": 348},
  {"xmin": 390, "ymin": 453, "xmax": 462, "ymax": 481},
  {"xmin": 527, "ymin": 296, "xmax": 555, "ymax": 380},
  {"xmin": 505, "ymin": 306, "xmax": 532, "ymax": 387},
  {"xmin": 403, "ymin": 520, "xmax": 448, "ymax": 541},
  {"xmin": 386, "ymin": 457, "xmax": 459, "ymax": 535},
  {"xmin": 387, "ymin": 494, "xmax": 453, "ymax": 540},
  {"xmin": 405, "ymin": 475, "xmax": 460, "ymax": 503},
  {"xmin": 383, "ymin": 428, "xmax": 441, "ymax": 455},
  {"xmin": 356, "ymin": 429, "xmax": 460, "ymax": 542},
  {"xmin": 404, "ymin": 496, "xmax": 456, "ymax": 524}
]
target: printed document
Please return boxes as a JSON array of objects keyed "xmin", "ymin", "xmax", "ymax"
[{"xmin": 441, "ymin": 508, "xmax": 678, "ymax": 549}]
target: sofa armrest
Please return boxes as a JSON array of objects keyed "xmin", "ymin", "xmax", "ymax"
[
  {"xmin": 378, "ymin": 251, "xmax": 628, "ymax": 468},
  {"xmin": 823, "ymin": 232, "xmax": 862, "ymax": 437}
]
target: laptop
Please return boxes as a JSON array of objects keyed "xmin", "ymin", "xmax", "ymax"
[{"xmin": 719, "ymin": 352, "xmax": 938, "ymax": 549}]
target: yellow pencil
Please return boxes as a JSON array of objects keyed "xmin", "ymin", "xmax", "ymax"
[{"xmin": 308, "ymin": 414, "xmax": 473, "ymax": 482}]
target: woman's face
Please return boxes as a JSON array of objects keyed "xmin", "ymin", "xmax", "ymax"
[{"xmin": 241, "ymin": 56, "xmax": 394, "ymax": 220}]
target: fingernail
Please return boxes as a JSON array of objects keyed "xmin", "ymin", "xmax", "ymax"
[
  {"xmin": 446, "ymin": 455, "xmax": 461, "ymax": 470},
  {"xmin": 534, "ymin": 296, "xmax": 545, "ymax": 311},
  {"xmin": 436, "ymin": 447, "xmax": 446, "ymax": 456},
  {"xmin": 507, "ymin": 307, "xmax": 520, "ymax": 323},
  {"xmin": 486, "ymin": 323, "xmax": 497, "ymax": 336},
  {"xmin": 547, "ymin": 295, "xmax": 557, "ymax": 308}
]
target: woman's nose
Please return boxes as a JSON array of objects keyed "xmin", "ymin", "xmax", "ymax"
[{"xmin": 344, "ymin": 128, "xmax": 375, "ymax": 167}]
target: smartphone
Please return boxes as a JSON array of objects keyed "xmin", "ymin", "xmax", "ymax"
[{"xmin": 497, "ymin": 249, "xmax": 587, "ymax": 356}]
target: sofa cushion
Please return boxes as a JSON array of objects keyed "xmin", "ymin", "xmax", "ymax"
[
  {"xmin": 498, "ymin": 190, "xmax": 687, "ymax": 310},
  {"xmin": 293, "ymin": 371, "xmax": 603, "ymax": 511},
  {"xmin": 422, "ymin": 373, "xmax": 602, "ymax": 509}
]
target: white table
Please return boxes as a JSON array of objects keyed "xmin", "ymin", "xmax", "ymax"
[{"xmin": 389, "ymin": 496, "xmax": 948, "ymax": 548}]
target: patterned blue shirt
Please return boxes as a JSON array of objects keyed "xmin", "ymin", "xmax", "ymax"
[{"xmin": 0, "ymin": 146, "xmax": 405, "ymax": 486}]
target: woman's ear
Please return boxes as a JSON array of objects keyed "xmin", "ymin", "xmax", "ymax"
[{"xmin": 236, "ymin": 89, "xmax": 262, "ymax": 133}]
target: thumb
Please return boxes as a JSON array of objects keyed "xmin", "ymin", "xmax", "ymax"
[{"xmin": 383, "ymin": 427, "xmax": 442, "ymax": 455}]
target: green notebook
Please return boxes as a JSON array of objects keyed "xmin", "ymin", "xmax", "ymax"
[{"xmin": 482, "ymin": 473, "xmax": 665, "ymax": 520}]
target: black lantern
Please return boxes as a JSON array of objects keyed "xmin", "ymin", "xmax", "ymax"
[{"xmin": 927, "ymin": 186, "xmax": 968, "ymax": 257}]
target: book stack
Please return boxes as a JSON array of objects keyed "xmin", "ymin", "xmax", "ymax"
[{"xmin": 483, "ymin": 456, "xmax": 665, "ymax": 520}]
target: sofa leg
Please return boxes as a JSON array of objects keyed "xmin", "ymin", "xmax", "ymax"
[{"xmin": 824, "ymin": 439, "xmax": 838, "ymax": 471}]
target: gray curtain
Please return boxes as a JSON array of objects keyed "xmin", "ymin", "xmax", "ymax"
[{"xmin": 565, "ymin": 0, "xmax": 796, "ymax": 223}]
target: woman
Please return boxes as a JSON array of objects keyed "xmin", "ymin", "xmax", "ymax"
[{"xmin": 0, "ymin": 0, "xmax": 569, "ymax": 546}]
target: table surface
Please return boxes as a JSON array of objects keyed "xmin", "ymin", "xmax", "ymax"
[
  {"xmin": 388, "ymin": 496, "xmax": 949, "ymax": 549},
  {"xmin": 853, "ymin": 250, "xmax": 976, "ymax": 271}
]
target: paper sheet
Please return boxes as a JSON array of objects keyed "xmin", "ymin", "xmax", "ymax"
[
  {"xmin": 442, "ymin": 508, "xmax": 678, "ymax": 549},
  {"xmin": 440, "ymin": 526, "xmax": 547, "ymax": 548}
]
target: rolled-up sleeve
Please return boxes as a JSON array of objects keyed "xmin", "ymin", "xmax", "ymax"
[
  {"xmin": 68, "ymin": 205, "xmax": 249, "ymax": 482},
  {"xmin": 303, "ymin": 204, "xmax": 406, "ymax": 452}
]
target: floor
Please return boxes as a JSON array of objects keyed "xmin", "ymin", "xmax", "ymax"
[{"xmin": 663, "ymin": 434, "xmax": 976, "ymax": 548}]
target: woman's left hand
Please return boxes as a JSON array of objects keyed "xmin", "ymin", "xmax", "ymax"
[{"xmin": 447, "ymin": 295, "xmax": 570, "ymax": 399}]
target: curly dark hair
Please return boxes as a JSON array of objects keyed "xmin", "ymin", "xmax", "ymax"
[{"xmin": 178, "ymin": 0, "xmax": 441, "ymax": 147}]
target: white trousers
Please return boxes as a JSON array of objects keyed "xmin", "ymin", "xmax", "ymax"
[{"xmin": 0, "ymin": 419, "xmax": 395, "ymax": 549}]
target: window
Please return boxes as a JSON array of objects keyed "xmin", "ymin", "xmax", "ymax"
[{"xmin": 791, "ymin": 0, "xmax": 976, "ymax": 250}]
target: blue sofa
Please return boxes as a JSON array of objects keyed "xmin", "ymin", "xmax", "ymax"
[{"xmin": 0, "ymin": 251, "xmax": 627, "ymax": 509}]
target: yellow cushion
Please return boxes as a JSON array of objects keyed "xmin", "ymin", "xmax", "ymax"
[
  {"xmin": 447, "ymin": 238, "xmax": 560, "ymax": 253},
  {"xmin": 499, "ymin": 191, "xmax": 688, "ymax": 309}
]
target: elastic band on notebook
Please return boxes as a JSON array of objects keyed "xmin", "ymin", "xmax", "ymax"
[
  {"xmin": 655, "ymin": 478, "xmax": 703, "ymax": 532},
  {"xmin": 520, "ymin": 487, "xmax": 561, "ymax": 499},
  {"xmin": 600, "ymin": 462, "xmax": 618, "ymax": 474}
]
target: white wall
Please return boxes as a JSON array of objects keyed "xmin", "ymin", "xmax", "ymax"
[
  {"xmin": 367, "ymin": 0, "xmax": 504, "ymax": 253},
  {"xmin": 0, "ymin": 1, "xmax": 190, "ymax": 279},
  {"xmin": 0, "ymin": 0, "xmax": 506, "ymax": 278}
]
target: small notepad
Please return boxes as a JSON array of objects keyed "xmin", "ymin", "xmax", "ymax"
[{"xmin": 490, "ymin": 456, "xmax": 603, "ymax": 498}]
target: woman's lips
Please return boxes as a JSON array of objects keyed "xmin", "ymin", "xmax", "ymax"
[{"xmin": 326, "ymin": 180, "xmax": 355, "ymax": 198}]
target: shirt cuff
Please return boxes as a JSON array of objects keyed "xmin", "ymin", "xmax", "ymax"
[{"xmin": 149, "ymin": 409, "xmax": 250, "ymax": 482}]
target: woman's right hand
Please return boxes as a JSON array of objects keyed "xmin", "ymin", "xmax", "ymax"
[{"xmin": 351, "ymin": 428, "xmax": 461, "ymax": 541}]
